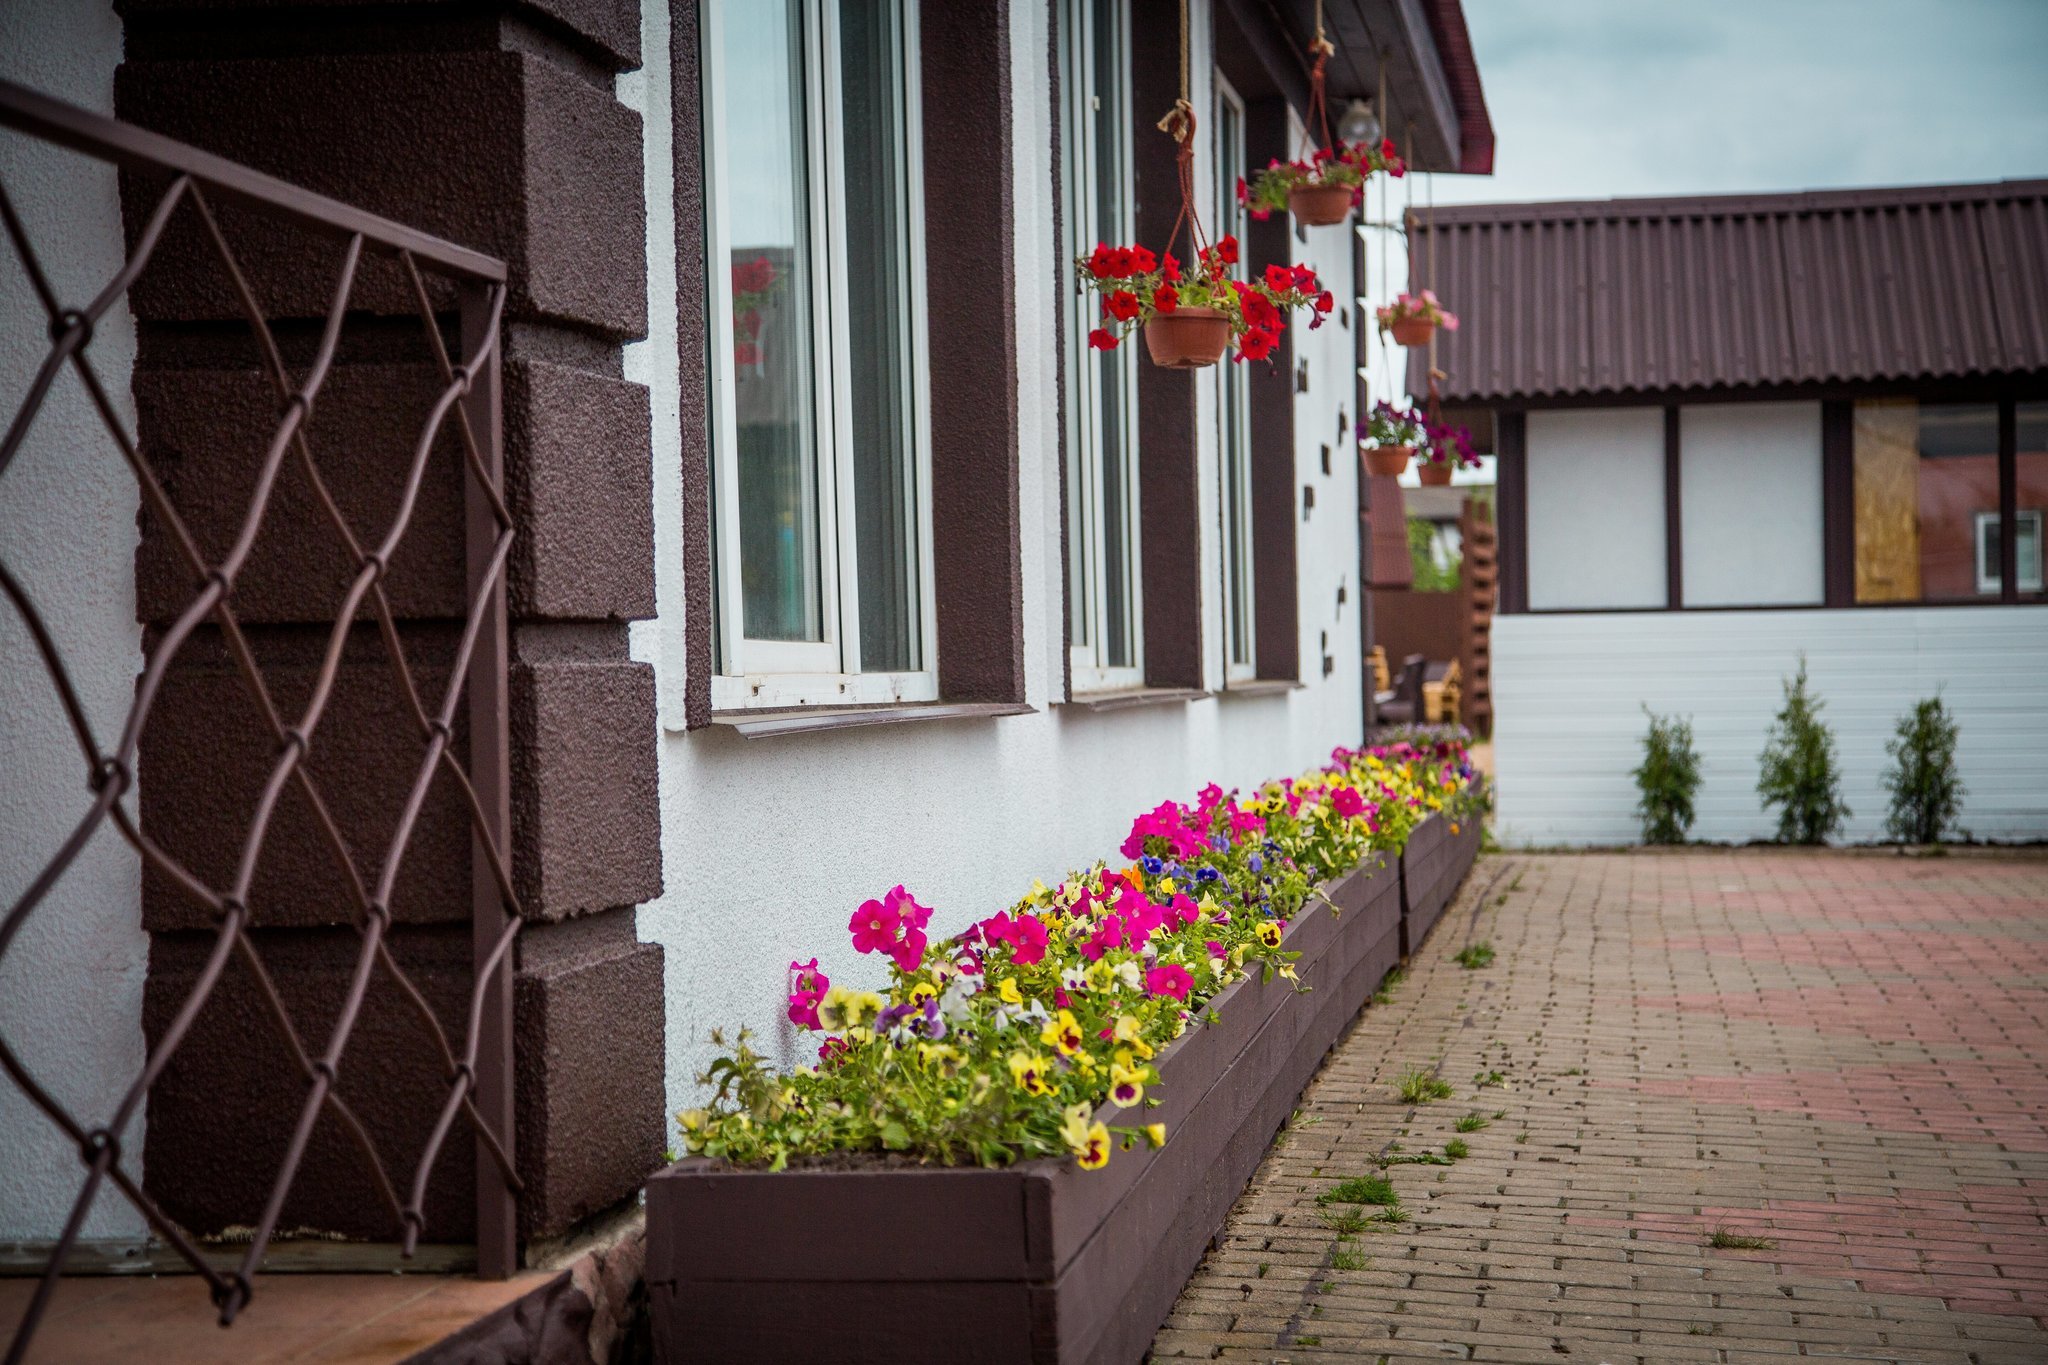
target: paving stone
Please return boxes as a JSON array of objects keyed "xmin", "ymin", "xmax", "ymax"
[{"xmin": 1154, "ymin": 849, "xmax": 2048, "ymax": 1361}]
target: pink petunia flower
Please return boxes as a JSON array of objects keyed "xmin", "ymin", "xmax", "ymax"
[{"xmin": 1146, "ymin": 963, "xmax": 1194, "ymax": 1002}]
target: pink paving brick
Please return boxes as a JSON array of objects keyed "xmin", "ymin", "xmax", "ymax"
[{"xmin": 1162, "ymin": 849, "xmax": 2048, "ymax": 1359}]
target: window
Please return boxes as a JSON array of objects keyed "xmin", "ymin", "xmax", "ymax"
[
  {"xmin": 701, "ymin": 0, "xmax": 934, "ymax": 707},
  {"xmin": 1853, "ymin": 400, "xmax": 1998, "ymax": 603},
  {"xmin": 1213, "ymin": 71, "xmax": 1255, "ymax": 682},
  {"xmin": 1060, "ymin": 0, "xmax": 1142, "ymax": 691},
  {"xmin": 1524, "ymin": 408, "xmax": 1666, "ymax": 610},
  {"xmin": 1678, "ymin": 402, "xmax": 1823, "ymax": 607},
  {"xmin": 1976, "ymin": 509, "xmax": 2044, "ymax": 595}
]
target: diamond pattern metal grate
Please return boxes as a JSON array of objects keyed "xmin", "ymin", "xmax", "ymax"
[{"xmin": 0, "ymin": 79, "xmax": 521, "ymax": 1359}]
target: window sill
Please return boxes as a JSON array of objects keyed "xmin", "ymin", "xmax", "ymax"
[
  {"xmin": 1218, "ymin": 679, "xmax": 1304, "ymax": 699},
  {"xmin": 711, "ymin": 701, "xmax": 1036, "ymax": 739},
  {"xmin": 1058, "ymin": 687, "xmax": 1211, "ymax": 713}
]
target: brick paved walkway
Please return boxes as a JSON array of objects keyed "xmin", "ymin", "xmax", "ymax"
[{"xmin": 1157, "ymin": 850, "xmax": 2048, "ymax": 1363}]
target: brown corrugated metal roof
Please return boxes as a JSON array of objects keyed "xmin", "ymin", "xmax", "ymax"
[{"xmin": 1406, "ymin": 180, "xmax": 2048, "ymax": 405}]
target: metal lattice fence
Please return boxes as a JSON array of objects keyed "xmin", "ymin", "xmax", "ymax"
[{"xmin": 0, "ymin": 79, "xmax": 521, "ymax": 1359}]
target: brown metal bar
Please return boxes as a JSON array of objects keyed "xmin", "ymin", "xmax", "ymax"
[
  {"xmin": 0, "ymin": 78, "xmax": 503, "ymax": 283},
  {"xmin": 0, "ymin": 85, "xmax": 522, "ymax": 1359},
  {"xmin": 462, "ymin": 276, "xmax": 519, "ymax": 1280}
]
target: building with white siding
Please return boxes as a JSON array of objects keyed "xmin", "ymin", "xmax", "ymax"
[{"xmin": 1408, "ymin": 182, "xmax": 2048, "ymax": 845}]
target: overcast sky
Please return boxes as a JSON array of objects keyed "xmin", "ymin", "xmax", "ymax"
[{"xmin": 1426, "ymin": 0, "xmax": 2048, "ymax": 206}]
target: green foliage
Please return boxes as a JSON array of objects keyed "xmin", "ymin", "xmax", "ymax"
[
  {"xmin": 1443, "ymin": 1137, "xmax": 1470, "ymax": 1159},
  {"xmin": 1882, "ymin": 695, "xmax": 1965, "ymax": 844},
  {"xmin": 1320, "ymin": 1175, "xmax": 1399, "ymax": 1206},
  {"xmin": 1330, "ymin": 1245, "xmax": 1369, "ymax": 1270},
  {"xmin": 1453, "ymin": 942, "xmax": 1495, "ymax": 969},
  {"xmin": 1756, "ymin": 657, "xmax": 1850, "ymax": 844},
  {"xmin": 1407, "ymin": 516, "xmax": 1461, "ymax": 593},
  {"xmin": 1453, "ymin": 1111, "xmax": 1488, "ymax": 1132},
  {"xmin": 1632, "ymin": 707, "xmax": 1702, "ymax": 845},
  {"xmin": 1397, "ymin": 1067, "xmax": 1454, "ymax": 1103}
]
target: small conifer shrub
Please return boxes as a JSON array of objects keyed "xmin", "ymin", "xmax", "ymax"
[
  {"xmin": 1882, "ymin": 695, "xmax": 1965, "ymax": 844},
  {"xmin": 1633, "ymin": 707, "xmax": 1701, "ymax": 844},
  {"xmin": 1756, "ymin": 657, "xmax": 1850, "ymax": 845}
]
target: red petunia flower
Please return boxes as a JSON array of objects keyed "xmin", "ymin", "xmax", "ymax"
[
  {"xmin": 1108, "ymin": 246, "xmax": 1137, "ymax": 277},
  {"xmin": 1129, "ymin": 245, "xmax": 1158, "ymax": 274},
  {"xmin": 1153, "ymin": 285, "xmax": 1179, "ymax": 313},
  {"xmin": 1237, "ymin": 327, "xmax": 1277, "ymax": 362},
  {"xmin": 1263, "ymin": 264, "xmax": 1294, "ymax": 293},
  {"xmin": 1088, "ymin": 328, "xmax": 1118, "ymax": 351},
  {"xmin": 1105, "ymin": 289, "xmax": 1141, "ymax": 322},
  {"xmin": 1314, "ymin": 289, "xmax": 1335, "ymax": 314},
  {"xmin": 1215, "ymin": 235, "xmax": 1240, "ymax": 265}
]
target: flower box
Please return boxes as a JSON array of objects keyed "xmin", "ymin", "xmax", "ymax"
[
  {"xmin": 645, "ymin": 853, "xmax": 1405, "ymax": 1364},
  {"xmin": 1397, "ymin": 812, "xmax": 1482, "ymax": 957}
]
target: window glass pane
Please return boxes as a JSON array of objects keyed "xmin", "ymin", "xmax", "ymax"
[
  {"xmin": 1678, "ymin": 402, "xmax": 1822, "ymax": 607},
  {"xmin": 726, "ymin": 0, "xmax": 822, "ymax": 641},
  {"xmin": 2019, "ymin": 402, "xmax": 2048, "ymax": 598},
  {"xmin": 839, "ymin": 0, "xmax": 918, "ymax": 671},
  {"xmin": 1090, "ymin": 0, "xmax": 1134, "ymax": 669},
  {"xmin": 1524, "ymin": 408, "xmax": 1666, "ymax": 610},
  {"xmin": 1215, "ymin": 86, "xmax": 1253, "ymax": 668},
  {"xmin": 1853, "ymin": 400, "xmax": 1997, "ymax": 602}
]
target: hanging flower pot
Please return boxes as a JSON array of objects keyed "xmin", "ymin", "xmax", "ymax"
[
  {"xmin": 1365, "ymin": 444, "xmax": 1413, "ymax": 478},
  {"xmin": 1377, "ymin": 290, "xmax": 1457, "ymax": 349},
  {"xmin": 1360, "ymin": 400, "xmax": 1424, "ymax": 477},
  {"xmin": 1239, "ymin": 33, "xmax": 1405, "ymax": 232},
  {"xmin": 1144, "ymin": 305, "xmax": 1231, "ymax": 369},
  {"xmin": 1416, "ymin": 416, "xmax": 1479, "ymax": 485}
]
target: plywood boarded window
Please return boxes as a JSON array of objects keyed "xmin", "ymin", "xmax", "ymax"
[{"xmin": 1854, "ymin": 400, "xmax": 1999, "ymax": 603}]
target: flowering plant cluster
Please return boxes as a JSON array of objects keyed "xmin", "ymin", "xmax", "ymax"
[
  {"xmin": 730, "ymin": 255, "xmax": 782, "ymax": 368},
  {"xmin": 1362, "ymin": 400, "xmax": 1425, "ymax": 451},
  {"xmin": 1375, "ymin": 289, "xmax": 1457, "ymax": 335},
  {"xmin": 1421, "ymin": 419, "xmax": 1480, "ymax": 470},
  {"xmin": 1239, "ymin": 138, "xmax": 1406, "ymax": 218},
  {"xmin": 680, "ymin": 742, "xmax": 1485, "ymax": 1175},
  {"xmin": 1078, "ymin": 235, "xmax": 1334, "ymax": 362}
]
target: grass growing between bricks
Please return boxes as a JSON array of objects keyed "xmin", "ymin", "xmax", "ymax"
[
  {"xmin": 1708, "ymin": 1225, "xmax": 1777, "ymax": 1250},
  {"xmin": 1318, "ymin": 1175, "xmax": 1398, "ymax": 1206},
  {"xmin": 1396, "ymin": 1067, "xmax": 1454, "ymax": 1103},
  {"xmin": 1453, "ymin": 1111, "xmax": 1488, "ymax": 1132},
  {"xmin": 1452, "ymin": 941, "xmax": 1495, "ymax": 968}
]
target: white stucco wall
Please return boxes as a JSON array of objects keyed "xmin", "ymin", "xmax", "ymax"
[
  {"xmin": 1491, "ymin": 607, "xmax": 2048, "ymax": 847},
  {"xmin": 625, "ymin": 0, "xmax": 1370, "ymax": 1120},
  {"xmin": 0, "ymin": 1, "xmax": 150, "ymax": 1241}
]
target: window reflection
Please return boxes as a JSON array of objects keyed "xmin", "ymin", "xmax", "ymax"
[{"xmin": 725, "ymin": 0, "xmax": 822, "ymax": 642}]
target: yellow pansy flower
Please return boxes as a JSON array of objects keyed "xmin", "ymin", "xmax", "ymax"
[
  {"xmin": 1113, "ymin": 1015, "xmax": 1155, "ymax": 1059},
  {"xmin": 1144, "ymin": 1122, "xmax": 1168, "ymax": 1147},
  {"xmin": 1007, "ymin": 1051, "xmax": 1053, "ymax": 1095},
  {"xmin": 1041, "ymin": 1009, "xmax": 1085, "ymax": 1056},
  {"xmin": 996, "ymin": 977, "xmax": 1024, "ymax": 1006}
]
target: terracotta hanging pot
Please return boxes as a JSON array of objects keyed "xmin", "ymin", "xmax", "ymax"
[
  {"xmin": 1417, "ymin": 462, "xmax": 1453, "ymax": 486},
  {"xmin": 1390, "ymin": 316, "xmax": 1434, "ymax": 348},
  {"xmin": 1363, "ymin": 444, "xmax": 1412, "ymax": 478},
  {"xmin": 1288, "ymin": 183, "xmax": 1353, "ymax": 227},
  {"xmin": 1144, "ymin": 306, "xmax": 1230, "ymax": 369}
]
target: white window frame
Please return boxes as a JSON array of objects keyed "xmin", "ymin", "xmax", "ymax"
[
  {"xmin": 701, "ymin": 0, "xmax": 938, "ymax": 710},
  {"xmin": 1060, "ymin": 0, "xmax": 1144, "ymax": 694},
  {"xmin": 1975, "ymin": 507, "xmax": 2045, "ymax": 595},
  {"xmin": 1213, "ymin": 70, "xmax": 1256, "ymax": 685}
]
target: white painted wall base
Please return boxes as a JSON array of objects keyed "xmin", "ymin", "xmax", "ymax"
[{"xmin": 1492, "ymin": 607, "xmax": 2048, "ymax": 846}]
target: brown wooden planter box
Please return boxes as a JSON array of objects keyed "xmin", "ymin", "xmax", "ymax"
[
  {"xmin": 645, "ymin": 854, "xmax": 1402, "ymax": 1364},
  {"xmin": 1397, "ymin": 812, "xmax": 1481, "ymax": 957}
]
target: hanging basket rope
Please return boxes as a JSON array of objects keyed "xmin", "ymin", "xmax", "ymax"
[{"xmin": 1076, "ymin": 0, "xmax": 1333, "ymax": 369}]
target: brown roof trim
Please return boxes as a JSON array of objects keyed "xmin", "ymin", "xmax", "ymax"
[
  {"xmin": 1421, "ymin": 0, "xmax": 1493, "ymax": 175},
  {"xmin": 1416, "ymin": 177, "xmax": 2048, "ymax": 227}
]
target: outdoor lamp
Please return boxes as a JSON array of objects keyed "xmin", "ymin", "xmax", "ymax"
[{"xmin": 1338, "ymin": 98, "xmax": 1380, "ymax": 147}]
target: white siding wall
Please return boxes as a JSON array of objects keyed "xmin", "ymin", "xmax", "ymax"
[
  {"xmin": 1493, "ymin": 607, "xmax": 2048, "ymax": 846},
  {"xmin": 628, "ymin": 0, "xmax": 1371, "ymax": 1116},
  {"xmin": 0, "ymin": 2, "xmax": 150, "ymax": 1240},
  {"xmin": 1679, "ymin": 401, "xmax": 1824, "ymax": 607},
  {"xmin": 1526, "ymin": 407, "xmax": 1666, "ymax": 609}
]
